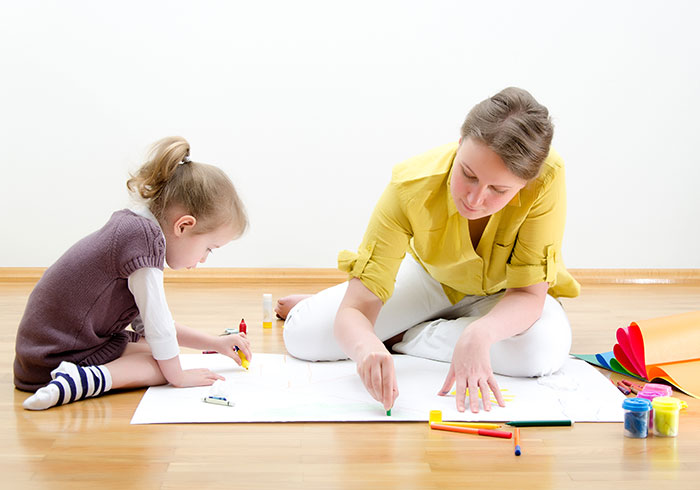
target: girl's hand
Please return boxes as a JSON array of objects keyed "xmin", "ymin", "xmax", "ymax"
[
  {"xmin": 356, "ymin": 349, "xmax": 399, "ymax": 411},
  {"xmin": 438, "ymin": 327, "xmax": 505, "ymax": 413},
  {"xmin": 214, "ymin": 333, "xmax": 252, "ymax": 367},
  {"xmin": 172, "ymin": 368, "xmax": 224, "ymax": 388}
]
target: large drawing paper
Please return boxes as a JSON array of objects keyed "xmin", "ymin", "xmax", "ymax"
[{"xmin": 130, "ymin": 354, "xmax": 624, "ymax": 424}]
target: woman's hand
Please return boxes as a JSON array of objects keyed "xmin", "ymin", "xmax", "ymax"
[
  {"xmin": 333, "ymin": 278, "xmax": 396, "ymax": 409},
  {"xmin": 438, "ymin": 326, "xmax": 505, "ymax": 413},
  {"xmin": 356, "ymin": 349, "xmax": 399, "ymax": 411},
  {"xmin": 213, "ymin": 333, "xmax": 252, "ymax": 367}
]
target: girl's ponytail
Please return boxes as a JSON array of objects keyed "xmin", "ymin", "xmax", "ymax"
[
  {"xmin": 127, "ymin": 136, "xmax": 191, "ymax": 201},
  {"xmin": 127, "ymin": 136, "xmax": 248, "ymax": 237}
]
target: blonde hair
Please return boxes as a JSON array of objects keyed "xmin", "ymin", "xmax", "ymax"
[
  {"xmin": 127, "ymin": 136, "xmax": 248, "ymax": 236},
  {"xmin": 460, "ymin": 87, "xmax": 554, "ymax": 180}
]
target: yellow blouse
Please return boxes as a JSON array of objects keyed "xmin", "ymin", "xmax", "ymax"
[{"xmin": 338, "ymin": 142, "xmax": 580, "ymax": 304}]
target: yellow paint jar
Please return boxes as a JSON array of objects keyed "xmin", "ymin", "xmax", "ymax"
[{"xmin": 651, "ymin": 396, "xmax": 685, "ymax": 437}]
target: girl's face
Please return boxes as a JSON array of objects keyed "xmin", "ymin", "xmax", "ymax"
[
  {"xmin": 163, "ymin": 216, "xmax": 238, "ymax": 270},
  {"xmin": 450, "ymin": 137, "xmax": 528, "ymax": 220}
]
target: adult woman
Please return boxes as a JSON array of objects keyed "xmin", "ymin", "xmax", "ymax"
[{"xmin": 278, "ymin": 87, "xmax": 579, "ymax": 413}]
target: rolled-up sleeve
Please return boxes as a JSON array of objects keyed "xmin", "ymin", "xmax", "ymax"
[
  {"xmin": 506, "ymin": 160, "xmax": 568, "ymax": 290},
  {"xmin": 338, "ymin": 181, "xmax": 412, "ymax": 303}
]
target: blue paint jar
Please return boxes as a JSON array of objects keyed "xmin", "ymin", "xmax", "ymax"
[{"xmin": 622, "ymin": 397, "xmax": 652, "ymax": 438}]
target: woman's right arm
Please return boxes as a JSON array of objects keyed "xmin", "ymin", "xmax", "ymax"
[{"xmin": 334, "ymin": 278, "xmax": 398, "ymax": 410}]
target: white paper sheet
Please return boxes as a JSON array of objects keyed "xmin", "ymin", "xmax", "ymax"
[{"xmin": 130, "ymin": 354, "xmax": 625, "ymax": 424}]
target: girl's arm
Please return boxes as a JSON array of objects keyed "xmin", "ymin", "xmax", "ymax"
[
  {"xmin": 156, "ymin": 356, "xmax": 224, "ymax": 387},
  {"xmin": 128, "ymin": 268, "xmax": 251, "ymax": 385},
  {"xmin": 175, "ymin": 322, "xmax": 252, "ymax": 366},
  {"xmin": 334, "ymin": 278, "xmax": 397, "ymax": 410},
  {"xmin": 155, "ymin": 325, "xmax": 252, "ymax": 387},
  {"xmin": 439, "ymin": 281, "xmax": 549, "ymax": 413}
]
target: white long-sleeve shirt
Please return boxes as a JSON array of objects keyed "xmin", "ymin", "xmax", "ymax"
[{"xmin": 127, "ymin": 206, "xmax": 179, "ymax": 360}]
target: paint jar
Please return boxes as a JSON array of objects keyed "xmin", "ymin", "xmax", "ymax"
[
  {"xmin": 651, "ymin": 396, "xmax": 684, "ymax": 437},
  {"xmin": 262, "ymin": 293, "xmax": 273, "ymax": 328},
  {"xmin": 622, "ymin": 398, "xmax": 652, "ymax": 438},
  {"xmin": 637, "ymin": 384, "xmax": 672, "ymax": 430},
  {"xmin": 637, "ymin": 383, "xmax": 672, "ymax": 400}
]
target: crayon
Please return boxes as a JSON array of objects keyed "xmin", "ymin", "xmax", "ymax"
[
  {"xmin": 203, "ymin": 395, "xmax": 234, "ymax": 407},
  {"xmin": 620, "ymin": 379, "xmax": 644, "ymax": 393},
  {"xmin": 616, "ymin": 381, "xmax": 631, "ymax": 395},
  {"xmin": 235, "ymin": 346, "xmax": 249, "ymax": 370},
  {"xmin": 239, "ymin": 318, "xmax": 247, "ymax": 334},
  {"xmin": 386, "ymin": 409, "xmax": 392, "ymax": 416}
]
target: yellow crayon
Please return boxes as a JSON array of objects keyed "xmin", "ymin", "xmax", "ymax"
[{"xmin": 235, "ymin": 347, "xmax": 250, "ymax": 370}]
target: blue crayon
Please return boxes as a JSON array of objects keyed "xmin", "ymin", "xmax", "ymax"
[{"xmin": 203, "ymin": 395, "xmax": 234, "ymax": 407}]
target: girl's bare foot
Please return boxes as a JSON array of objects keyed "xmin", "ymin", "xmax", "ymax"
[{"xmin": 275, "ymin": 294, "xmax": 312, "ymax": 320}]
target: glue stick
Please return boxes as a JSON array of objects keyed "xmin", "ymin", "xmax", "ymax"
[{"xmin": 263, "ymin": 293, "xmax": 273, "ymax": 328}]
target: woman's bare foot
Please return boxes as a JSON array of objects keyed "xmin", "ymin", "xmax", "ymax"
[{"xmin": 275, "ymin": 294, "xmax": 312, "ymax": 320}]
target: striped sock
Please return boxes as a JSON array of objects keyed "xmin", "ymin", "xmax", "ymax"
[{"xmin": 23, "ymin": 361, "xmax": 113, "ymax": 411}]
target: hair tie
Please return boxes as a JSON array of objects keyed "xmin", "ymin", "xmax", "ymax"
[{"xmin": 180, "ymin": 154, "xmax": 191, "ymax": 165}]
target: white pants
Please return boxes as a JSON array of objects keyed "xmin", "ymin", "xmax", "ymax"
[{"xmin": 283, "ymin": 255, "xmax": 572, "ymax": 377}]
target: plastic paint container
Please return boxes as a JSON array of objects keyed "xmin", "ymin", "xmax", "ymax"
[
  {"xmin": 637, "ymin": 383, "xmax": 672, "ymax": 400},
  {"xmin": 651, "ymin": 396, "xmax": 684, "ymax": 437},
  {"xmin": 636, "ymin": 383, "xmax": 673, "ymax": 430},
  {"xmin": 622, "ymin": 398, "xmax": 652, "ymax": 438}
]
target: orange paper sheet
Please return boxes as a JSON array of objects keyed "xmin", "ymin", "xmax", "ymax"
[{"xmin": 615, "ymin": 311, "xmax": 700, "ymax": 398}]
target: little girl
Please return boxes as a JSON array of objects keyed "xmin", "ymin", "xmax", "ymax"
[{"xmin": 15, "ymin": 136, "xmax": 252, "ymax": 410}]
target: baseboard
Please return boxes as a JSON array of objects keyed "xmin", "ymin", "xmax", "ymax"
[
  {"xmin": 1, "ymin": 267, "xmax": 699, "ymax": 285},
  {"xmin": 565, "ymin": 269, "xmax": 700, "ymax": 285},
  {"xmin": 0, "ymin": 267, "xmax": 348, "ymax": 284}
]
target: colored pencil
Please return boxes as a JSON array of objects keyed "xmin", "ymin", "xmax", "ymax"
[
  {"xmin": 430, "ymin": 423, "xmax": 512, "ymax": 439},
  {"xmin": 506, "ymin": 420, "xmax": 572, "ymax": 427},
  {"xmin": 435, "ymin": 421, "xmax": 502, "ymax": 429}
]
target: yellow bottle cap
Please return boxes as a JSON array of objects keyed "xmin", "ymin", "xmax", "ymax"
[{"xmin": 651, "ymin": 396, "xmax": 687, "ymax": 411}]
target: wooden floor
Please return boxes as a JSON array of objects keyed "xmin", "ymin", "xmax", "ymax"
[{"xmin": 1, "ymin": 279, "xmax": 698, "ymax": 489}]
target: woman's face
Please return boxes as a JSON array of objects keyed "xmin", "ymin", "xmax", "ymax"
[{"xmin": 450, "ymin": 137, "xmax": 527, "ymax": 220}]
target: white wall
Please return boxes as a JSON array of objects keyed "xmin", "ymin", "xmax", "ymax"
[{"xmin": 2, "ymin": 1, "xmax": 699, "ymax": 269}]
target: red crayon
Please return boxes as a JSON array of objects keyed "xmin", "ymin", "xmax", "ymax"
[
  {"xmin": 239, "ymin": 318, "xmax": 247, "ymax": 334},
  {"xmin": 616, "ymin": 381, "xmax": 631, "ymax": 395}
]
